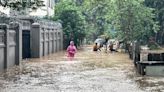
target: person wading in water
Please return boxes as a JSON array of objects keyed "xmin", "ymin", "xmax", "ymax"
[
  {"xmin": 66, "ymin": 41, "xmax": 77, "ymax": 60},
  {"xmin": 93, "ymin": 43, "xmax": 101, "ymax": 51}
]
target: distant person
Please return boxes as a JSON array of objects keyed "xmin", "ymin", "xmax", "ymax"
[
  {"xmin": 109, "ymin": 42, "xmax": 114, "ymax": 52},
  {"xmin": 113, "ymin": 40, "xmax": 119, "ymax": 52},
  {"xmin": 93, "ymin": 43, "xmax": 101, "ymax": 51},
  {"xmin": 67, "ymin": 41, "xmax": 77, "ymax": 60},
  {"xmin": 109, "ymin": 42, "xmax": 117, "ymax": 52},
  {"xmin": 104, "ymin": 38, "xmax": 109, "ymax": 52}
]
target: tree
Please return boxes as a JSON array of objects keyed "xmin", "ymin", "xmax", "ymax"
[
  {"xmin": 54, "ymin": 0, "xmax": 160, "ymax": 48},
  {"xmin": 112, "ymin": 0, "xmax": 159, "ymax": 43},
  {"xmin": 0, "ymin": 0, "xmax": 44, "ymax": 10},
  {"xmin": 144, "ymin": 0, "xmax": 164, "ymax": 45},
  {"xmin": 81, "ymin": 0, "xmax": 159, "ymax": 43},
  {"xmin": 110, "ymin": 0, "xmax": 160, "ymax": 54},
  {"xmin": 54, "ymin": 0, "xmax": 86, "ymax": 48},
  {"xmin": 75, "ymin": 0, "xmax": 115, "ymax": 42},
  {"xmin": 59, "ymin": 10, "xmax": 85, "ymax": 48}
]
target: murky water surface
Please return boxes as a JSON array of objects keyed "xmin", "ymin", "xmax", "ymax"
[{"xmin": 0, "ymin": 46, "xmax": 164, "ymax": 92}]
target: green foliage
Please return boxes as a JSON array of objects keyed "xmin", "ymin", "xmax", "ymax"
[
  {"xmin": 56, "ymin": 11, "xmax": 85, "ymax": 47},
  {"xmin": 79, "ymin": 0, "xmax": 159, "ymax": 43},
  {"xmin": 54, "ymin": 0, "xmax": 86, "ymax": 48},
  {"xmin": 148, "ymin": 43, "xmax": 160, "ymax": 50},
  {"xmin": 112, "ymin": 0, "xmax": 159, "ymax": 43},
  {"xmin": 0, "ymin": 0, "xmax": 44, "ymax": 10},
  {"xmin": 144, "ymin": 0, "xmax": 164, "ymax": 44},
  {"xmin": 80, "ymin": 0, "xmax": 114, "ymax": 41},
  {"xmin": 54, "ymin": 0, "xmax": 162, "ymax": 46}
]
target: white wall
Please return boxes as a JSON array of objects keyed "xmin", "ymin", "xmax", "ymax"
[
  {"xmin": 0, "ymin": 6, "xmax": 10, "ymax": 16},
  {"xmin": 30, "ymin": 0, "xmax": 55, "ymax": 17}
]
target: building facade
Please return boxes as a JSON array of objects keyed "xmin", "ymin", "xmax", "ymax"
[
  {"xmin": 0, "ymin": 0, "xmax": 55, "ymax": 17},
  {"xmin": 30, "ymin": 0, "xmax": 55, "ymax": 17},
  {"xmin": 0, "ymin": 6, "xmax": 10, "ymax": 16}
]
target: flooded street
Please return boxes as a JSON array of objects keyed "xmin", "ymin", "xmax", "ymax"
[{"xmin": 0, "ymin": 46, "xmax": 164, "ymax": 92}]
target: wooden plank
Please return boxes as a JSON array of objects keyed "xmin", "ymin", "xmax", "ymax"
[
  {"xmin": 141, "ymin": 48, "xmax": 164, "ymax": 54},
  {"xmin": 140, "ymin": 61, "xmax": 164, "ymax": 64}
]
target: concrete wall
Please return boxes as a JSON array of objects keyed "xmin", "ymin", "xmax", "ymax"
[
  {"xmin": 146, "ymin": 66, "xmax": 164, "ymax": 76},
  {"xmin": 31, "ymin": 21, "xmax": 63, "ymax": 58},
  {"xmin": 0, "ymin": 16, "xmax": 63, "ymax": 71},
  {"xmin": 0, "ymin": 23, "xmax": 22, "ymax": 71}
]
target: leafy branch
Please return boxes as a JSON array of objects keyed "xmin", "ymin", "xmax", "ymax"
[{"xmin": 0, "ymin": 0, "xmax": 45, "ymax": 10}]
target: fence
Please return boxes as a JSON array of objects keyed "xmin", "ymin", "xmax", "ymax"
[
  {"xmin": 0, "ymin": 15, "xmax": 63, "ymax": 71},
  {"xmin": 0, "ymin": 23, "xmax": 22, "ymax": 71},
  {"xmin": 31, "ymin": 22, "xmax": 63, "ymax": 58}
]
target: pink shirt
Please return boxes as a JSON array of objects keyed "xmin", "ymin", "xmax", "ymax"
[{"xmin": 67, "ymin": 45, "xmax": 77, "ymax": 54}]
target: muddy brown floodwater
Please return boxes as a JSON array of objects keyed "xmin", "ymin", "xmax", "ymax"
[{"xmin": 0, "ymin": 46, "xmax": 164, "ymax": 92}]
